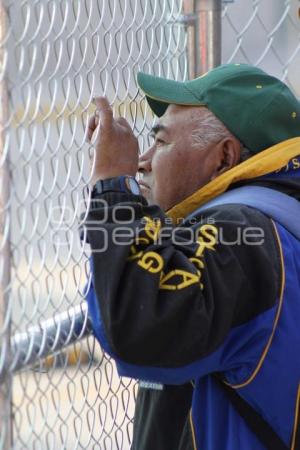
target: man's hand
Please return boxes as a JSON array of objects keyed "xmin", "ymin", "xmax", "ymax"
[{"xmin": 87, "ymin": 97, "xmax": 139, "ymax": 184}]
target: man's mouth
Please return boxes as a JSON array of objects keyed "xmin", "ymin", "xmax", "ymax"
[{"xmin": 138, "ymin": 181, "xmax": 151, "ymax": 191}]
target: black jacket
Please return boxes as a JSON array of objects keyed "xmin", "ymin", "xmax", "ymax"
[{"xmin": 85, "ymin": 171, "xmax": 300, "ymax": 449}]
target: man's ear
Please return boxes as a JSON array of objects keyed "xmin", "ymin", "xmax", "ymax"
[{"xmin": 210, "ymin": 137, "xmax": 241, "ymax": 181}]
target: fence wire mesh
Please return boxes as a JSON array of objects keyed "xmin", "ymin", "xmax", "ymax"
[
  {"xmin": 0, "ymin": 1, "xmax": 187, "ymax": 449},
  {"xmin": 0, "ymin": 0, "xmax": 299, "ymax": 449},
  {"xmin": 222, "ymin": 0, "xmax": 300, "ymax": 96}
]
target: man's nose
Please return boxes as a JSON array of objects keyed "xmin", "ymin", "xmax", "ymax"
[{"xmin": 138, "ymin": 147, "xmax": 154, "ymax": 174}]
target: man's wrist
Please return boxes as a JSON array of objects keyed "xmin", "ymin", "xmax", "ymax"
[
  {"xmin": 91, "ymin": 175, "xmax": 141, "ymax": 196},
  {"xmin": 91, "ymin": 169, "xmax": 137, "ymax": 186},
  {"xmin": 91, "ymin": 173, "xmax": 118, "ymax": 186}
]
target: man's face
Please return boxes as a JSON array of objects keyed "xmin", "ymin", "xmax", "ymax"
[{"xmin": 138, "ymin": 104, "xmax": 231, "ymax": 211}]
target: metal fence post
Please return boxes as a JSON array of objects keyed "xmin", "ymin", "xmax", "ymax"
[
  {"xmin": 184, "ymin": 0, "xmax": 222, "ymax": 77},
  {"xmin": 0, "ymin": 1, "xmax": 12, "ymax": 449}
]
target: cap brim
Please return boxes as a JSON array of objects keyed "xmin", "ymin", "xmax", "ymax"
[{"xmin": 137, "ymin": 72, "xmax": 201, "ymax": 117}]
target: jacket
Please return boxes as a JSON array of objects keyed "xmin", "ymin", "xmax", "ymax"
[{"xmin": 85, "ymin": 137, "xmax": 300, "ymax": 449}]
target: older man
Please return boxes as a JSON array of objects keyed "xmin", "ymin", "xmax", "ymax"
[{"xmin": 85, "ymin": 64, "xmax": 300, "ymax": 450}]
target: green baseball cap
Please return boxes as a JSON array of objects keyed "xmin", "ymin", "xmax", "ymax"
[{"xmin": 137, "ymin": 64, "xmax": 300, "ymax": 153}]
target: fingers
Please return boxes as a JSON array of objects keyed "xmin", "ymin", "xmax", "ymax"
[
  {"xmin": 86, "ymin": 97, "xmax": 113, "ymax": 143},
  {"xmin": 94, "ymin": 109, "xmax": 100, "ymax": 127},
  {"xmin": 87, "ymin": 114, "xmax": 97, "ymax": 143},
  {"xmin": 86, "ymin": 97, "xmax": 133, "ymax": 143},
  {"xmin": 92, "ymin": 97, "xmax": 113, "ymax": 129},
  {"xmin": 115, "ymin": 117, "xmax": 131, "ymax": 129}
]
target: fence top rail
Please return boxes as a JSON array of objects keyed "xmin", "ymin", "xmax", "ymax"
[{"xmin": 0, "ymin": 302, "xmax": 92, "ymax": 383}]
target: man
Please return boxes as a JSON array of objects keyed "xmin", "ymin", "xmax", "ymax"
[{"xmin": 84, "ymin": 64, "xmax": 300, "ymax": 449}]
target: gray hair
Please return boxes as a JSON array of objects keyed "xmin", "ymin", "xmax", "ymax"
[
  {"xmin": 239, "ymin": 146, "xmax": 253, "ymax": 162},
  {"xmin": 191, "ymin": 108, "xmax": 253, "ymax": 163}
]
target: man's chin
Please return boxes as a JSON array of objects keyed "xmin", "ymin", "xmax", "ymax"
[
  {"xmin": 140, "ymin": 187, "xmax": 169, "ymax": 211},
  {"xmin": 140, "ymin": 186, "xmax": 153, "ymax": 203}
]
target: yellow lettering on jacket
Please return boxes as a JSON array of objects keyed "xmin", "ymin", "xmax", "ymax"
[
  {"xmin": 292, "ymin": 157, "xmax": 300, "ymax": 170},
  {"xmin": 195, "ymin": 224, "xmax": 218, "ymax": 257},
  {"xmin": 129, "ymin": 223, "xmax": 217, "ymax": 291},
  {"xmin": 134, "ymin": 236, "xmax": 150, "ymax": 246},
  {"xmin": 160, "ymin": 269, "xmax": 200, "ymax": 290},
  {"xmin": 276, "ymin": 158, "xmax": 300, "ymax": 172},
  {"xmin": 189, "ymin": 257, "xmax": 205, "ymax": 270},
  {"xmin": 127, "ymin": 245, "xmax": 144, "ymax": 262},
  {"xmin": 189, "ymin": 257, "xmax": 204, "ymax": 290},
  {"xmin": 143, "ymin": 216, "xmax": 162, "ymax": 242},
  {"xmin": 129, "ymin": 217, "xmax": 161, "ymax": 255},
  {"xmin": 137, "ymin": 251, "xmax": 164, "ymax": 273}
]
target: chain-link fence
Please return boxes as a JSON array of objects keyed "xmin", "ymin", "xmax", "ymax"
[
  {"xmin": 222, "ymin": 0, "xmax": 300, "ymax": 96},
  {"xmin": 0, "ymin": 0, "xmax": 299, "ymax": 449},
  {"xmin": 0, "ymin": 1, "xmax": 187, "ymax": 449}
]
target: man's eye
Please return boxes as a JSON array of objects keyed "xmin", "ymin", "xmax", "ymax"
[{"xmin": 149, "ymin": 135, "xmax": 166, "ymax": 146}]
